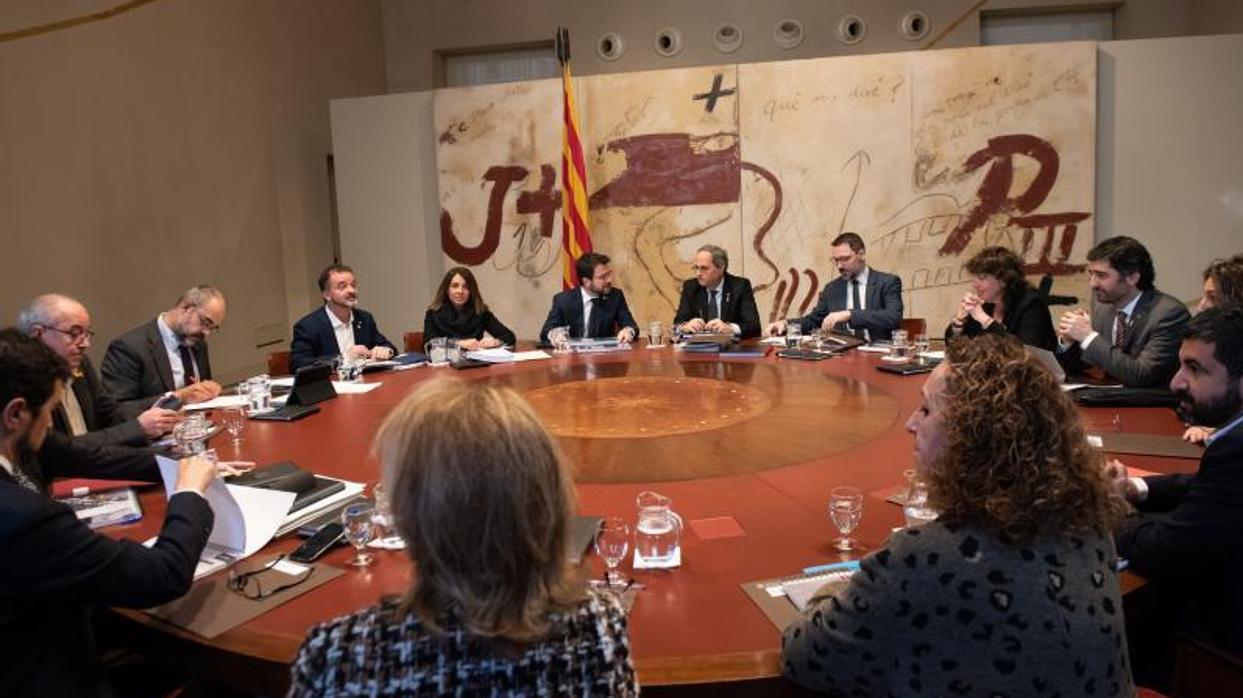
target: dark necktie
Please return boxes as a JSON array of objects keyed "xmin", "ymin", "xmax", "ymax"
[
  {"xmin": 706, "ymin": 290, "xmax": 719, "ymax": 321},
  {"xmin": 178, "ymin": 345, "xmax": 198, "ymax": 385},
  {"xmin": 588, "ymin": 297, "xmax": 603, "ymax": 338},
  {"xmin": 849, "ymin": 279, "xmax": 864, "ymax": 338},
  {"xmin": 1113, "ymin": 311, "xmax": 1129, "ymax": 349}
]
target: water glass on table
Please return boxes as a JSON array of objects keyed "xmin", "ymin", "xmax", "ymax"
[
  {"xmin": 246, "ymin": 375, "xmax": 273, "ymax": 413},
  {"xmin": 594, "ymin": 516, "xmax": 631, "ymax": 590},
  {"xmin": 890, "ymin": 330, "xmax": 910, "ymax": 360},
  {"xmin": 221, "ymin": 405, "xmax": 246, "ymax": 445},
  {"xmin": 902, "ymin": 469, "xmax": 938, "ymax": 528},
  {"xmin": 341, "ymin": 502, "xmax": 377, "ymax": 567},
  {"xmin": 828, "ymin": 486, "xmax": 863, "ymax": 551},
  {"xmin": 785, "ymin": 321, "xmax": 803, "ymax": 349},
  {"xmin": 913, "ymin": 333, "xmax": 931, "ymax": 358},
  {"xmin": 648, "ymin": 320, "xmax": 664, "ymax": 348}
]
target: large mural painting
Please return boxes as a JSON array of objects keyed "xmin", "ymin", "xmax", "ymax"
[{"xmin": 436, "ymin": 42, "xmax": 1095, "ymax": 339}]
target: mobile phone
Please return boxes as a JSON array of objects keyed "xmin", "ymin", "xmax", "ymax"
[
  {"xmin": 155, "ymin": 393, "xmax": 183, "ymax": 410},
  {"xmin": 289, "ymin": 522, "xmax": 345, "ymax": 563}
]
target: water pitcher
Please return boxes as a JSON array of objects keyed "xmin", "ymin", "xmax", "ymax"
[{"xmin": 635, "ymin": 491, "xmax": 683, "ymax": 566}]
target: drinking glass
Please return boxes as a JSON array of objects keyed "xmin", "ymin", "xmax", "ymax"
[
  {"xmin": 548, "ymin": 326, "xmax": 572, "ymax": 354},
  {"xmin": 828, "ymin": 486, "xmax": 863, "ymax": 551},
  {"xmin": 221, "ymin": 406, "xmax": 246, "ymax": 445},
  {"xmin": 445, "ymin": 338, "xmax": 461, "ymax": 364},
  {"xmin": 786, "ymin": 320, "xmax": 803, "ymax": 349},
  {"xmin": 902, "ymin": 470, "xmax": 937, "ymax": 528},
  {"xmin": 913, "ymin": 333, "xmax": 931, "ymax": 357},
  {"xmin": 341, "ymin": 502, "xmax": 377, "ymax": 567},
  {"xmin": 594, "ymin": 516, "xmax": 631, "ymax": 589},
  {"xmin": 890, "ymin": 330, "xmax": 910, "ymax": 360},
  {"xmin": 648, "ymin": 320, "xmax": 664, "ymax": 348},
  {"xmin": 246, "ymin": 375, "xmax": 273, "ymax": 413}
]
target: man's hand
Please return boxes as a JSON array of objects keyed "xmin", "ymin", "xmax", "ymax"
[
  {"xmin": 175, "ymin": 455, "xmax": 218, "ymax": 496},
  {"xmin": 1103, "ymin": 458, "xmax": 1141, "ymax": 504},
  {"xmin": 347, "ymin": 344, "xmax": 371, "ymax": 360},
  {"xmin": 371, "ymin": 346, "xmax": 394, "ymax": 361},
  {"xmin": 766, "ymin": 320, "xmax": 787, "ymax": 336},
  {"xmin": 682, "ymin": 318, "xmax": 706, "ymax": 334},
  {"xmin": 705, "ymin": 319, "xmax": 732, "ymax": 334},
  {"xmin": 617, "ymin": 327, "xmax": 636, "ymax": 344},
  {"xmin": 137, "ymin": 407, "xmax": 182, "ymax": 438},
  {"xmin": 1058, "ymin": 309, "xmax": 1093, "ymax": 343},
  {"xmin": 176, "ymin": 380, "xmax": 221, "ymax": 404},
  {"xmin": 820, "ymin": 310, "xmax": 851, "ymax": 332},
  {"xmin": 1183, "ymin": 425, "xmax": 1215, "ymax": 445}
]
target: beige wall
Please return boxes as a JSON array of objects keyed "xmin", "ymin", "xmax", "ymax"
[
  {"xmin": 379, "ymin": 0, "xmax": 1243, "ymax": 93},
  {"xmin": 1097, "ymin": 33, "xmax": 1243, "ymax": 305},
  {"xmin": 0, "ymin": 0, "xmax": 386, "ymax": 383}
]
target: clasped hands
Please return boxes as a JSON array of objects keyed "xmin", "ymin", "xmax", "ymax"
[
  {"xmin": 457, "ymin": 334, "xmax": 503, "ymax": 352},
  {"xmin": 1057, "ymin": 309, "xmax": 1093, "ymax": 344},
  {"xmin": 681, "ymin": 317, "xmax": 733, "ymax": 335},
  {"xmin": 953, "ymin": 293, "xmax": 993, "ymax": 329},
  {"xmin": 1102, "ymin": 458, "xmax": 1142, "ymax": 505},
  {"xmin": 345, "ymin": 345, "xmax": 395, "ymax": 361}
]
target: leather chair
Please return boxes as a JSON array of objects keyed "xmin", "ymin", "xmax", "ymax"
[
  {"xmin": 266, "ymin": 350, "xmax": 291, "ymax": 377},
  {"xmin": 403, "ymin": 331, "xmax": 424, "ymax": 354}
]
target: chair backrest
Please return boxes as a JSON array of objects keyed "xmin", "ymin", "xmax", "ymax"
[
  {"xmin": 267, "ymin": 350, "xmax": 291, "ymax": 377},
  {"xmin": 404, "ymin": 331, "xmax": 425, "ymax": 354},
  {"xmin": 900, "ymin": 317, "xmax": 927, "ymax": 336},
  {"xmin": 1171, "ymin": 635, "xmax": 1243, "ymax": 698}
]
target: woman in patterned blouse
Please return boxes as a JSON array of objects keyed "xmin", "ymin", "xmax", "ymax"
[
  {"xmin": 288, "ymin": 378, "xmax": 637, "ymax": 697},
  {"xmin": 783, "ymin": 334, "xmax": 1134, "ymax": 697}
]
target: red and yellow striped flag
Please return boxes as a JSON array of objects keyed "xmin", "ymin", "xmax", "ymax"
[{"xmin": 556, "ymin": 27, "xmax": 592, "ymax": 290}]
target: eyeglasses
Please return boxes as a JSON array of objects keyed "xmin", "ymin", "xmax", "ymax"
[
  {"xmin": 193, "ymin": 308, "xmax": 222, "ymax": 334},
  {"xmin": 227, "ymin": 554, "xmax": 314, "ymax": 600},
  {"xmin": 42, "ymin": 325, "xmax": 95, "ymax": 344},
  {"xmin": 691, "ymin": 264, "xmax": 716, "ymax": 272}
]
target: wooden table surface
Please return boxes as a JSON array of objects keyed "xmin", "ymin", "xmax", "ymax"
[{"xmin": 106, "ymin": 344, "xmax": 1198, "ymax": 695}]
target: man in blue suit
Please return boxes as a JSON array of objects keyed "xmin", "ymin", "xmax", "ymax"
[
  {"xmin": 539, "ymin": 253, "xmax": 639, "ymax": 344},
  {"xmin": 290, "ymin": 264, "xmax": 397, "ymax": 372},
  {"xmin": 767, "ymin": 232, "xmax": 904, "ymax": 341}
]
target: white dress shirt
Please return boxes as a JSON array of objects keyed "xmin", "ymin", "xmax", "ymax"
[{"xmin": 326, "ymin": 306, "xmax": 356, "ymax": 357}]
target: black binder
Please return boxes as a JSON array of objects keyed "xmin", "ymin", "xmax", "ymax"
[{"xmin": 228, "ymin": 461, "xmax": 346, "ymax": 513}]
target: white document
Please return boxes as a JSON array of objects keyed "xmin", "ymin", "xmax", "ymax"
[
  {"xmin": 759, "ymin": 336, "xmax": 787, "ymax": 346},
  {"xmin": 270, "ymin": 376, "xmax": 295, "ymax": 388},
  {"xmin": 331, "ymin": 381, "xmax": 381, "ymax": 394},
  {"xmin": 465, "ymin": 348, "xmax": 516, "ymax": 363},
  {"xmin": 511, "ymin": 350, "xmax": 552, "ymax": 362},
  {"xmin": 155, "ymin": 456, "xmax": 296, "ymax": 579},
  {"xmin": 182, "ymin": 394, "xmax": 249, "ymax": 411}
]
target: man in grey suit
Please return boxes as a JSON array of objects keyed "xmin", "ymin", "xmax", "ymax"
[
  {"xmin": 766, "ymin": 232, "xmax": 904, "ymax": 341},
  {"xmin": 18, "ymin": 294, "xmax": 180, "ymax": 447},
  {"xmin": 1057, "ymin": 236, "xmax": 1190, "ymax": 387},
  {"xmin": 101, "ymin": 286, "xmax": 227, "ymax": 416}
]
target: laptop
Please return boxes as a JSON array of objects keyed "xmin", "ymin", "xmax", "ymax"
[
  {"xmin": 250, "ymin": 362, "xmax": 334, "ymax": 421},
  {"xmin": 1025, "ymin": 345, "xmax": 1067, "ymax": 383}
]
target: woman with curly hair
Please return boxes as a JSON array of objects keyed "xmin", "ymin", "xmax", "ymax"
[
  {"xmin": 946, "ymin": 246, "xmax": 1057, "ymax": 350},
  {"xmin": 1197, "ymin": 253, "xmax": 1243, "ymax": 312},
  {"xmin": 783, "ymin": 334, "xmax": 1133, "ymax": 697},
  {"xmin": 288, "ymin": 378, "xmax": 636, "ymax": 696}
]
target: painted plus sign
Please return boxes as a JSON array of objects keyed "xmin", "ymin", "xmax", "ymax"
[{"xmin": 693, "ymin": 73, "xmax": 736, "ymax": 113}]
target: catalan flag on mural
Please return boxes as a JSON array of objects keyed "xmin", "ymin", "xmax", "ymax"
[{"xmin": 555, "ymin": 26, "xmax": 593, "ymax": 290}]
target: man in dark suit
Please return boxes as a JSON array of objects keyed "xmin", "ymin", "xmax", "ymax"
[
  {"xmin": 290, "ymin": 264, "xmax": 397, "ymax": 372},
  {"xmin": 539, "ymin": 252, "xmax": 639, "ymax": 344},
  {"xmin": 766, "ymin": 232, "xmax": 904, "ymax": 341},
  {"xmin": 101, "ymin": 285, "xmax": 226, "ymax": 415},
  {"xmin": 1105, "ymin": 307, "xmax": 1243, "ymax": 687},
  {"xmin": 1057, "ymin": 236, "xmax": 1190, "ymax": 387},
  {"xmin": 19, "ymin": 294, "xmax": 180, "ymax": 447},
  {"xmin": 0, "ymin": 328, "xmax": 216, "ymax": 697},
  {"xmin": 673, "ymin": 244, "xmax": 761, "ymax": 339}
]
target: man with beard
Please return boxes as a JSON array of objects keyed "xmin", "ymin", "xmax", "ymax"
[
  {"xmin": 1056, "ymin": 236, "xmax": 1190, "ymax": 387},
  {"xmin": 1105, "ymin": 306, "xmax": 1243, "ymax": 686},
  {"xmin": 539, "ymin": 252, "xmax": 638, "ymax": 344},
  {"xmin": 290, "ymin": 264, "xmax": 396, "ymax": 372},
  {"xmin": 18, "ymin": 294, "xmax": 181, "ymax": 447},
  {"xmin": 101, "ymin": 286, "xmax": 226, "ymax": 414},
  {"xmin": 765, "ymin": 232, "xmax": 903, "ymax": 341},
  {"xmin": 0, "ymin": 328, "xmax": 216, "ymax": 697}
]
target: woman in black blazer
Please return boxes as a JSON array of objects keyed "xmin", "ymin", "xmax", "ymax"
[
  {"xmin": 945, "ymin": 246, "xmax": 1058, "ymax": 351},
  {"xmin": 423, "ymin": 267, "xmax": 517, "ymax": 350}
]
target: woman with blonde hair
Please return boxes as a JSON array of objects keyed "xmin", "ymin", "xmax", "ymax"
[
  {"xmin": 783, "ymin": 334, "xmax": 1133, "ymax": 696},
  {"xmin": 288, "ymin": 378, "xmax": 636, "ymax": 696}
]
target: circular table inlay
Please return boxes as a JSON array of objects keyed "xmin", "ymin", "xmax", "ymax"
[{"xmin": 524, "ymin": 376, "xmax": 773, "ymax": 438}]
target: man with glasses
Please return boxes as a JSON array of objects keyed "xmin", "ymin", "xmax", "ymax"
[
  {"xmin": 766, "ymin": 232, "xmax": 904, "ymax": 341},
  {"xmin": 18, "ymin": 294, "xmax": 180, "ymax": 447},
  {"xmin": 673, "ymin": 244, "xmax": 761, "ymax": 339},
  {"xmin": 0, "ymin": 328, "xmax": 216, "ymax": 697},
  {"xmin": 102, "ymin": 286, "xmax": 227, "ymax": 414}
]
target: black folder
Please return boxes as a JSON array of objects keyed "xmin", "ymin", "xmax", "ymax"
[{"xmin": 227, "ymin": 461, "xmax": 346, "ymax": 513}]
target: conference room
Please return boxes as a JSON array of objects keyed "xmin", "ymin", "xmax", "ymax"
[{"xmin": 3, "ymin": 2, "xmax": 1242, "ymax": 697}]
